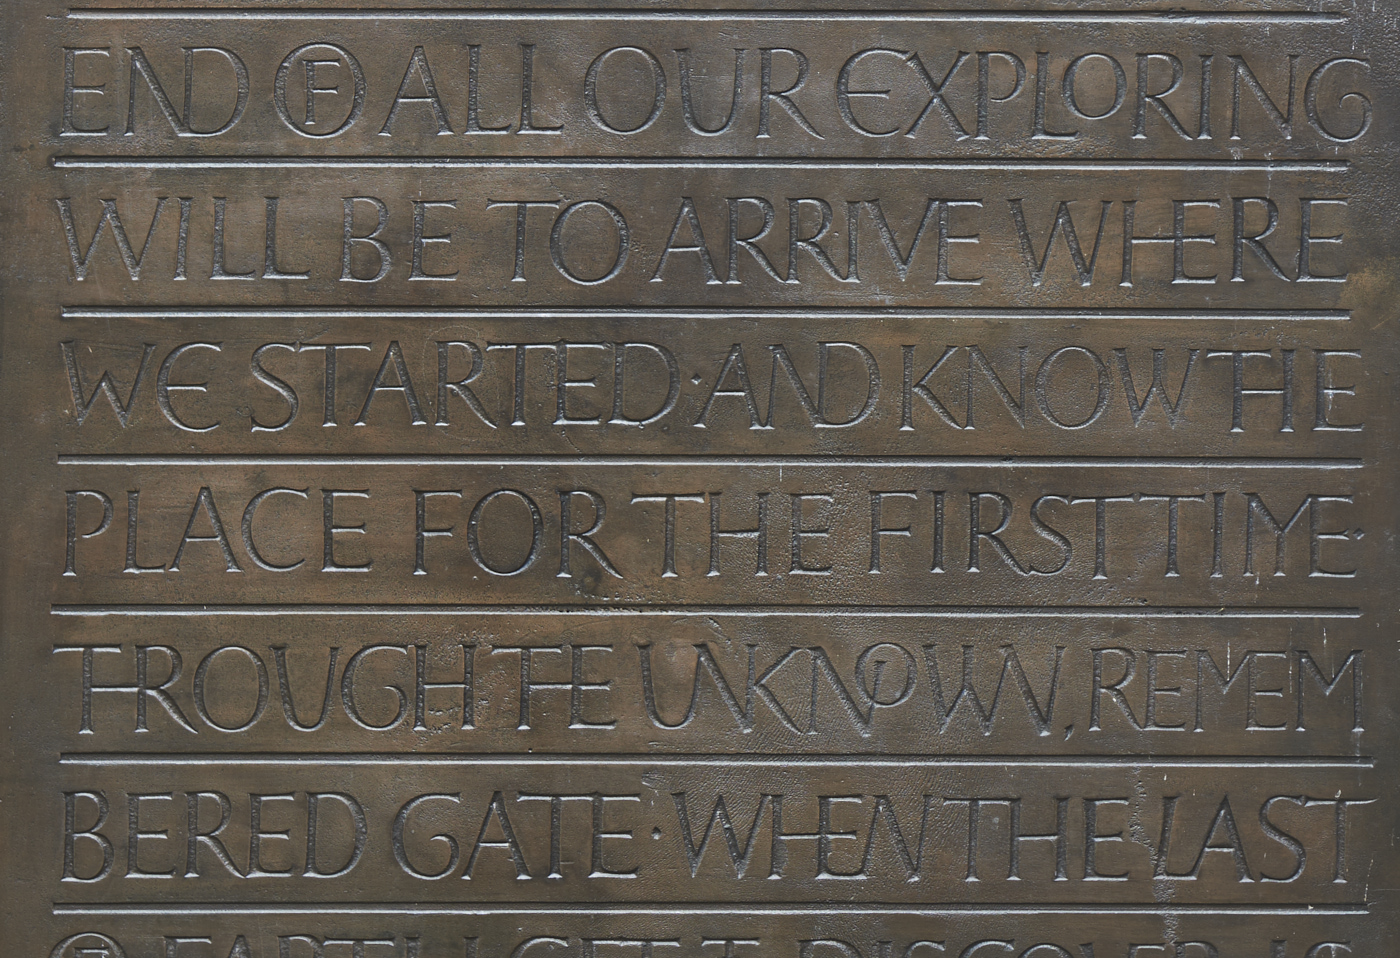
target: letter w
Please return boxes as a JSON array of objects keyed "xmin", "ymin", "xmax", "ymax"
[
  {"xmin": 55, "ymin": 197, "xmax": 169, "ymax": 280},
  {"xmin": 62, "ymin": 341, "xmax": 156, "ymax": 426},
  {"xmin": 924, "ymin": 644, "xmax": 1062, "ymax": 735},
  {"xmin": 672, "ymin": 792, "xmax": 770, "ymax": 877},
  {"xmin": 1115, "ymin": 348, "xmax": 1199, "ymax": 426},
  {"xmin": 1009, "ymin": 199, "xmax": 1111, "ymax": 286}
]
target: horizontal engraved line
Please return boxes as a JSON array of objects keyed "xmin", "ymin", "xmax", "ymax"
[
  {"xmin": 51, "ymin": 156, "xmax": 1351, "ymax": 172},
  {"xmin": 49, "ymin": 604, "xmax": 1363, "ymax": 618},
  {"xmin": 60, "ymin": 752, "xmax": 1375, "ymax": 769},
  {"xmin": 64, "ymin": 8, "xmax": 1349, "ymax": 23},
  {"xmin": 52, "ymin": 902, "xmax": 1370, "ymax": 917},
  {"xmin": 59, "ymin": 306, "xmax": 1352, "ymax": 322},
  {"xmin": 56, "ymin": 455, "xmax": 1365, "ymax": 469}
]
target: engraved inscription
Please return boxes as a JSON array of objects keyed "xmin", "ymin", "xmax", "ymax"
[{"xmin": 2, "ymin": 4, "xmax": 1397, "ymax": 958}]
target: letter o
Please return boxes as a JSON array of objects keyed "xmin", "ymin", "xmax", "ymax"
[
  {"xmin": 586, "ymin": 46, "xmax": 667, "ymax": 134},
  {"xmin": 550, "ymin": 201, "xmax": 630, "ymax": 285},
  {"xmin": 856, "ymin": 643, "xmax": 917, "ymax": 707},
  {"xmin": 1019, "ymin": 948, "xmax": 1074, "ymax": 958},
  {"xmin": 51, "ymin": 935, "xmax": 127, "ymax": 958},
  {"xmin": 468, "ymin": 490, "xmax": 544, "ymax": 575},
  {"xmin": 193, "ymin": 645, "xmax": 270, "ymax": 732},
  {"xmin": 274, "ymin": 43, "xmax": 366, "ymax": 137},
  {"xmin": 1035, "ymin": 346, "xmax": 1110, "ymax": 429},
  {"xmin": 1305, "ymin": 945, "xmax": 1353, "ymax": 958},
  {"xmin": 1063, "ymin": 53, "xmax": 1127, "ymax": 120}
]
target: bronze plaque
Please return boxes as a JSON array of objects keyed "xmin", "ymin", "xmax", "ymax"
[{"xmin": 1, "ymin": 1, "xmax": 1395, "ymax": 957}]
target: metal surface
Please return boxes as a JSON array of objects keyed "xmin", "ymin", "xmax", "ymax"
[{"xmin": 1, "ymin": 2, "xmax": 1396, "ymax": 957}]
